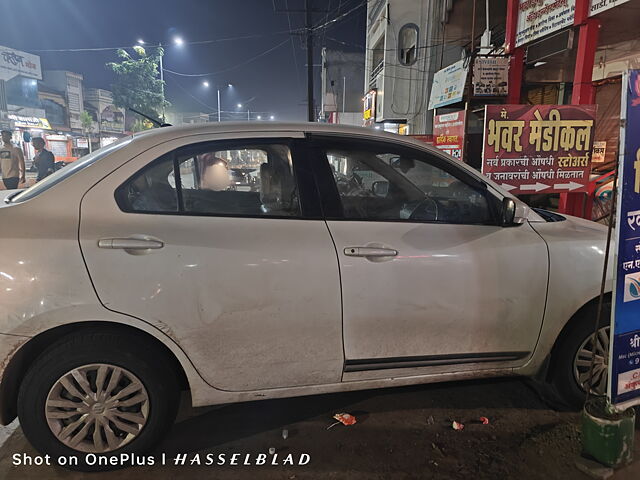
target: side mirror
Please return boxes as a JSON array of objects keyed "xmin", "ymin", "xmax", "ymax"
[
  {"xmin": 501, "ymin": 197, "xmax": 517, "ymax": 226},
  {"xmin": 372, "ymin": 180, "xmax": 389, "ymax": 197}
]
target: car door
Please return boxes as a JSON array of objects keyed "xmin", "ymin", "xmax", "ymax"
[
  {"xmin": 309, "ymin": 135, "xmax": 548, "ymax": 377},
  {"xmin": 79, "ymin": 133, "xmax": 343, "ymax": 391}
]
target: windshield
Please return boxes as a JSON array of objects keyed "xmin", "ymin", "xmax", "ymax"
[{"xmin": 9, "ymin": 138, "xmax": 132, "ymax": 204}]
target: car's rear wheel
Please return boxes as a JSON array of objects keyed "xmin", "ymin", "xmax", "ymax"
[
  {"xmin": 551, "ymin": 300, "xmax": 611, "ymax": 409},
  {"xmin": 18, "ymin": 331, "xmax": 179, "ymax": 471}
]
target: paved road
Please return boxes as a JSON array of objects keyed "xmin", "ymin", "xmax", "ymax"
[{"xmin": 0, "ymin": 378, "xmax": 638, "ymax": 479}]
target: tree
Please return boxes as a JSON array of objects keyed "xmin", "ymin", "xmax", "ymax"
[
  {"xmin": 106, "ymin": 46, "xmax": 168, "ymax": 122},
  {"xmin": 80, "ymin": 110, "xmax": 94, "ymax": 153}
]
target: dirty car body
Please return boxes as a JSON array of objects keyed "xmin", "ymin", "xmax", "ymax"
[{"xmin": 0, "ymin": 123, "xmax": 611, "ymax": 468}]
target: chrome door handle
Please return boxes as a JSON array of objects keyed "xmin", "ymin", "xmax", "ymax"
[
  {"xmin": 98, "ymin": 238, "xmax": 164, "ymax": 250},
  {"xmin": 344, "ymin": 247, "xmax": 398, "ymax": 258}
]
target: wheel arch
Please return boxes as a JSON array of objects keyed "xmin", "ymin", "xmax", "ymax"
[
  {"xmin": 545, "ymin": 291, "xmax": 612, "ymax": 382},
  {"xmin": 0, "ymin": 321, "xmax": 190, "ymax": 425}
]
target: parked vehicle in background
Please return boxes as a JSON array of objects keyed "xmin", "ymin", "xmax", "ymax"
[{"xmin": 0, "ymin": 123, "xmax": 611, "ymax": 470}]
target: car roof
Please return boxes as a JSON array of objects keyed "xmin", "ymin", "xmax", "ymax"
[{"xmin": 132, "ymin": 121, "xmax": 418, "ymax": 145}]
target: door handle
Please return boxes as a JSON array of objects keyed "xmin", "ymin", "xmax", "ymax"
[
  {"xmin": 98, "ymin": 238, "xmax": 164, "ymax": 250},
  {"xmin": 344, "ymin": 247, "xmax": 398, "ymax": 258}
]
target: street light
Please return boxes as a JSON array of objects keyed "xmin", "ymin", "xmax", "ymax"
[
  {"xmin": 257, "ymin": 115, "xmax": 262, "ymax": 120},
  {"xmin": 202, "ymin": 81, "xmax": 210, "ymax": 88},
  {"xmin": 237, "ymin": 103, "xmax": 243, "ymax": 109},
  {"xmin": 135, "ymin": 33, "xmax": 184, "ymax": 122},
  {"xmin": 270, "ymin": 115, "xmax": 275, "ymax": 121}
]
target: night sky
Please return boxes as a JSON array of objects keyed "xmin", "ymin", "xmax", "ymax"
[{"xmin": 0, "ymin": 0, "xmax": 366, "ymax": 121}]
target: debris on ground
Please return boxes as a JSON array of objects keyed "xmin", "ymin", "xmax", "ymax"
[
  {"xmin": 480, "ymin": 416, "xmax": 490, "ymax": 425},
  {"xmin": 327, "ymin": 412, "xmax": 357, "ymax": 429},
  {"xmin": 426, "ymin": 415, "xmax": 435, "ymax": 425},
  {"xmin": 282, "ymin": 429, "xmax": 289, "ymax": 439},
  {"xmin": 452, "ymin": 420, "xmax": 465, "ymax": 431}
]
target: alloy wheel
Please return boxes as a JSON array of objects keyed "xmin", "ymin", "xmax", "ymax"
[
  {"xmin": 45, "ymin": 363, "xmax": 149, "ymax": 453},
  {"xmin": 573, "ymin": 326, "xmax": 610, "ymax": 395}
]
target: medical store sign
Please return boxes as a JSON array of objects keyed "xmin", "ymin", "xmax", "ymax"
[
  {"xmin": 0, "ymin": 45, "xmax": 41, "ymax": 80},
  {"xmin": 481, "ymin": 104, "xmax": 596, "ymax": 194},
  {"xmin": 610, "ymin": 70, "xmax": 640, "ymax": 408}
]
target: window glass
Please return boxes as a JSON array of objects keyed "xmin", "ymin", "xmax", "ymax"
[
  {"xmin": 324, "ymin": 144, "xmax": 496, "ymax": 224},
  {"xmin": 398, "ymin": 24, "xmax": 419, "ymax": 66},
  {"xmin": 118, "ymin": 143, "xmax": 300, "ymax": 217}
]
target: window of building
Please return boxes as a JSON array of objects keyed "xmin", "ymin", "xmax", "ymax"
[
  {"xmin": 116, "ymin": 142, "xmax": 301, "ymax": 218},
  {"xmin": 398, "ymin": 24, "xmax": 419, "ymax": 66},
  {"xmin": 5, "ymin": 75, "xmax": 41, "ymax": 108}
]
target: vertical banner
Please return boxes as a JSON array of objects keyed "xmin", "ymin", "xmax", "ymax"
[
  {"xmin": 610, "ymin": 70, "xmax": 640, "ymax": 409},
  {"xmin": 482, "ymin": 105, "xmax": 596, "ymax": 194},
  {"xmin": 433, "ymin": 110, "xmax": 466, "ymax": 160}
]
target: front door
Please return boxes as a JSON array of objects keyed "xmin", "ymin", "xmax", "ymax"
[
  {"xmin": 79, "ymin": 135, "xmax": 343, "ymax": 391},
  {"xmin": 311, "ymin": 136, "xmax": 548, "ymax": 374}
]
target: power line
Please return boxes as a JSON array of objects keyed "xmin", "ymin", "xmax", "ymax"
[
  {"xmin": 312, "ymin": 0, "xmax": 366, "ymax": 32},
  {"xmin": 162, "ymin": 39, "xmax": 290, "ymax": 77},
  {"xmin": 30, "ymin": 30, "xmax": 298, "ymax": 53}
]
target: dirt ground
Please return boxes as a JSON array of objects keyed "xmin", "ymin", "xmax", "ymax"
[{"xmin": 0, "ymin": 378, "xmax": 638, "ymax": 479}]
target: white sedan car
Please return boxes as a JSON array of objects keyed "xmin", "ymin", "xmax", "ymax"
[{"xmin": 0, "ymin": 123, "xmax": 610, "ymax": 469}]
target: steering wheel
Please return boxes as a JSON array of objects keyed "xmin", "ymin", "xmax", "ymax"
[{"xmin": 409, "ymin": 196, "xmax": 439, "ymax": 221}]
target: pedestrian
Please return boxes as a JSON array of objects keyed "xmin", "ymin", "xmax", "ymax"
[
  {"xmin": 0, "ymin": 129, "xmax": 25, "ymax": 190},
  {"xmin": 32, "ymin": 137, "xmax": 55, "ymax": 182}
]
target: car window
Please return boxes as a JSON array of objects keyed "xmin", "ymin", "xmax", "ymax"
[
  {"xmin": 116, "ymin": 142, "xmax": 300, "ymax": 217},
  {"xmin": 323, "ymin": 143, "xmax": 497, "ymax": 224}
]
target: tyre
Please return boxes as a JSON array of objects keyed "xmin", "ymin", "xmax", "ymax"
[
  {"xmin": 18, "ymin": 330, "xmax": 180, "ymax": 472},
  {"xmin": 551, "ymin": 300, "xmax": 611, "ymax": 409}
]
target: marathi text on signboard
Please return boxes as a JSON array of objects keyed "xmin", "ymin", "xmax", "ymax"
[
  {"xmin": 428, "ymin": 59, "xmax": 468, "ymax": 110},
  {"xmin": 0, "ymin": 45, "xmax": 42, "ymax": 80},
  {"xmin": 481, "ymin": 104, "xmax": 596, "ymax": 194},
  {"xmin": 610, "ymin": 70, "xmax": 640, "ymax": 409},
  {"xmin": 473, "ymin": 56, "xmax": 509, "ymax": 97},
  {"xmin": 516, "ymin": 0, "xmax": 576, "ymax": 47},
  {"xmin": 590, "ymin": 0, "xmax": 630, "ymax": 16},
  {"xmin": 433, "ymin": 110, "xmax": 466, "ymax": 160}
]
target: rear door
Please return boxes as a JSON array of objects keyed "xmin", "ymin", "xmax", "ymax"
[
  {"xmin": 79, "ymin": 133, "xmax": 343, "ymax": 391},
  {"xmin": 310, "ymin": 135, "xmax": 549, "ymax": 376}
]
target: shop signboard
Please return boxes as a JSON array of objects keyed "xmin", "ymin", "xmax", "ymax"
[
  {"xmin": 100, "ymin": 104, "xmax": 125, "ymax": 133},
  {"xmin": 8, "ymin": 114, "xmax": 51, "ymax": 130},
  {"xmin": 363, "ymin": 89, "xmax": 377, "ymax": 122},
  {"xmin": 609, "ymin": 70, "xmax": 640, "ymax": 409},
  {"xmin": 592, "ymin": 141, "xmax": 607, "ymax": 163},
  {"xmin": 481, "ymin": 104, "xmax": 596, "ymax": 194},
  {"xmin": 515, "ymin": 0, "xmax": 576, "ymax": 48},
  {"xmin": 433, "ymin": 110, "xmax": 466, "ymax": 160},
  {"xmin": 590, "ymin": 0, "xmax": 630, "ymax": 16},
  {"xmin": 0, "ymin": 45, "xmax": 41, "ymax": 80},
  {"xmin": 472, "ymin": 56, "xmax": 509, "ymax": 97},
  {"xmin": 428, "ymin": 59, "xmax": 469, "ymax": 110}
]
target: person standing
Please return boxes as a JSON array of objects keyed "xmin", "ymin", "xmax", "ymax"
[
  {"xmin": 0, "ymin": 130, "xmax": 25, "ymax": 190},
  {"xmin": 32, "ymin": 137, "xmax": 55, "ymax": 182}
]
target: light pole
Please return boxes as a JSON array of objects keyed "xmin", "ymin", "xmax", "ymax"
[
  {"xmin": 210, "ymin": 83, "xmax": 232, "ymax": 122},
  {"xmin": 138, "ymin": 36, "xmax": 183, "ymax": 122}
]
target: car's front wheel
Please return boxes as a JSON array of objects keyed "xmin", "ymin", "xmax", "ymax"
[
  {"xmin": 551, "ymin": 300, "xmax": 610, "ymax": 409},
  {"xmin": 18, "ymin": 330, "xmax": 180, "ymax": 471}
]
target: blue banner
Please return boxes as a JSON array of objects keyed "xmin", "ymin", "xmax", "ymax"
[{"xmin": 611, "ymin": 70, "xmax": 640, "ymax": 407}]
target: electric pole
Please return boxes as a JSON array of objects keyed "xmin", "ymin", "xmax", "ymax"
[
  {"xmin": 273, "ymin": 0, "xmax": 328, "ymax": 122},
  {"xmin": 305, "ymin": 0, "xmax": 314, "ymax": 122}
]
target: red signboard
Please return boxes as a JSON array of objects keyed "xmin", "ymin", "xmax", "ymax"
[
  {"xmin": 482, "ymin": 105, "xmax": 596, "ymax": 194},
  {"xmin": 433, "ymin": 110, "xmax": 466, "ymax": 160}
]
